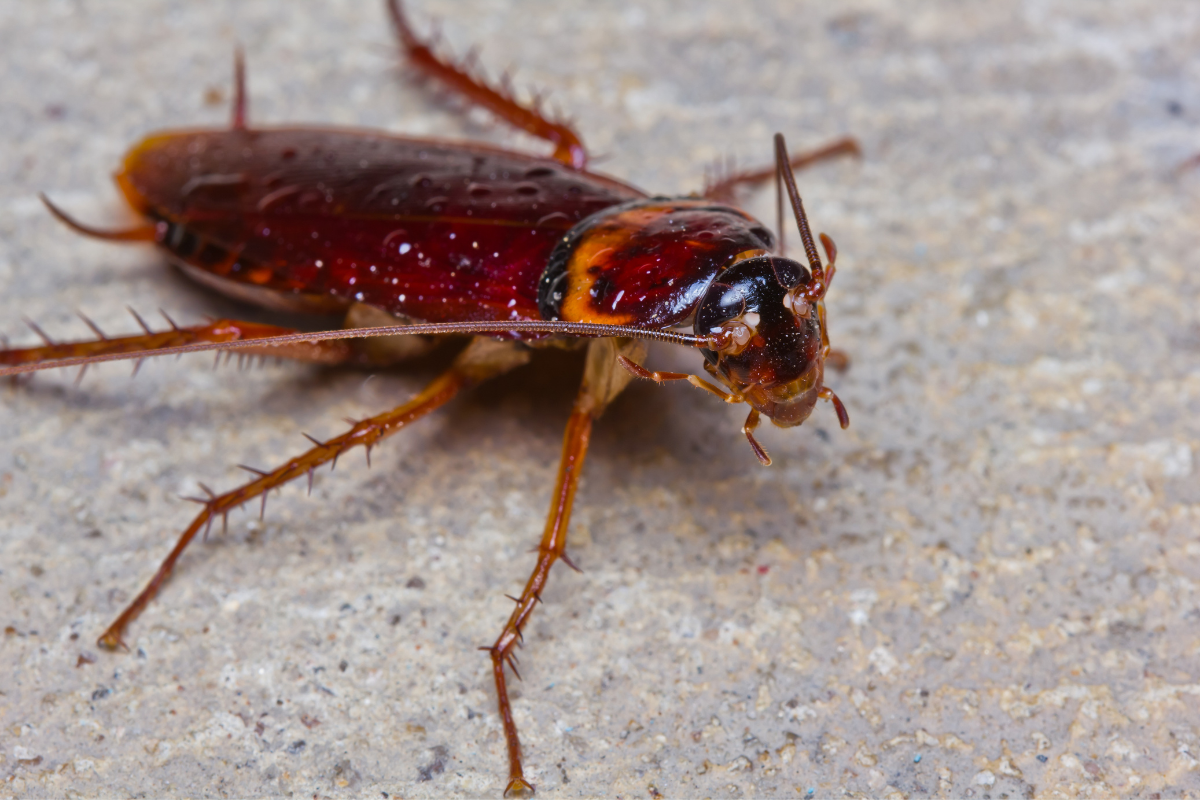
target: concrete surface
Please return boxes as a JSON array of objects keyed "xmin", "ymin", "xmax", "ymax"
[{"xmin": 2, "ymin": 0, "xmax": 1199, "ymax": 797}]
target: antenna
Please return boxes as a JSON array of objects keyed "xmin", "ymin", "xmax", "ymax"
[
  {"xmin": 0, "ymin": 319, "xmax": 722, "ymax": 378},
  {"xmin": 773, "ymin": 133, "xmax": 823, "ymax": 276}
]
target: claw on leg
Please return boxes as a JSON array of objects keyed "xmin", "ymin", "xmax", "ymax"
[{"xmin": 504, "ymin": 776, "xmax": 536, "ymax": 798}]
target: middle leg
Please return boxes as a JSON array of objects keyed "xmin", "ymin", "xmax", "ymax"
[{"xmin": 484, "ymin": 336, "xmax": 645, "ymax": 796}]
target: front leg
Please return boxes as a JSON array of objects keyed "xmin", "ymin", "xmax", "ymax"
[{"xmin": 484, "ymin": 337, "xmax": 644, "ymax": 796}]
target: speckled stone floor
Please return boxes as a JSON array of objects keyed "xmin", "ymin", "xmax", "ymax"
[{"xmin": 2, "ymin": 0, "xmax": 1199, "ymax": 797}]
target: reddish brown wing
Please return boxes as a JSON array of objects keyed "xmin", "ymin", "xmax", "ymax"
[{"xmin": 117, "ymin": 128, "xmax": 644, "ymax": 324}]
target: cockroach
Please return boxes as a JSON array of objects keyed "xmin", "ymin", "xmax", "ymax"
[{"xmin": 1, "ymin": 1, "xmax": 857, "ymax": 794}]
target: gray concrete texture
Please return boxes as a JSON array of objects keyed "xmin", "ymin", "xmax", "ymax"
[{"xmin": 1, "ymin": 0, "xmax": 1199, "ymax": 796}]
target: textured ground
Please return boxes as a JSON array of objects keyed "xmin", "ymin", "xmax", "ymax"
[{"xmin": 2, "ymin": 0, "xmax": 1199, "ymax": 797}]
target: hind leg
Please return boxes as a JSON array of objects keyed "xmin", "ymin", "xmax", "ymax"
[
  {"xmin": 703, "ymin": 136, "xmax": 861, "ymax": 204},
  {"xmin": 386, "ymin": 0, "xmax": 587, "ymax": 169},
  {"xmin": 0, "ymin": 298, "xmax": 461, "ymax": 378},
  {"xmin": 0, "ymin": 313, "xmax": 354, "ymax": 376}
]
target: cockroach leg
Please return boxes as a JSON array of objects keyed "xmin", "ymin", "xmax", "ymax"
[
  {"xmin": 703, "ymin": 136, "xmax": 860, "ymax": 205},
  {"xmin": 97, "ymin": 337, "xmax": 529, "ymax": 651},
  {"xmin": 487, "ymin": 414, "xmax": 589, "ymax": 796},
  {"xmin": 784, "ymin": 136, "xmax": 861, "ymax": 172},
  {"xmin": 616, "ymin": 354, "xmax": 736, "ymax": 402},
  {"xmin": 693, "ymin": 375, "xmax": 740, "ymax": 403},
  {"xmin": 0, "ymin": 318, "xmax": 350, "ymax": 370},
  {"xmin": 386, "ymin": 0, "xmax": 588, "ymax": 169},
  {"xmin": 615, "ymin": 354, "xmax": 687, "ymax": 383},
  {"xmin": 819, "ymin": 386, "xmax": 851, "ymax": 429},
  {"xmin": 0, "ymin": 321, "xmax": 717, "ymax": 378},
  {"xmin": 742, "ymin": 407, "xmax": 772, "ymax": 466},
  {"xmin": 1, "ymin": 305, "xmax": 449, "ymax": 375},
  {"xmin": 485, "ymin": 339, "xmax": 641, "ymax": 796},
  {"xmin": 697, "ymin": 362, "xmax": 746, "ymax": 402}
]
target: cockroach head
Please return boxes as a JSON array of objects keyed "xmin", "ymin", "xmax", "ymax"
[{"xmin": 695, "ymin": 253, "xmax": 829, "ymax": 428}]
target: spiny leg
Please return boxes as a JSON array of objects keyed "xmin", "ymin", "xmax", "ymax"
[
  {"xmin": 1, "ymin": 300, "xmax": 453, "ymax": 374},
  {"xmin": 703, "ymin": 136, "xmax": 861, "ymax": 206},
  {"xmin": 488, "ymin": 408, "xmax": 590, "ymax": 797},
  {"xmin": 484, "ymin": 338, "xmax": 644, "ymax": 796},
  {"xmin": 97, "ymin": 337, "xmax": 529, "ymax": 650},
  {"xmin": 0, "ymin": 315, "xmax": 353, "ymax": 372},
  {"xmin": 385, "ymin": 0, "xmax": 588, "ymax": 169}
]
